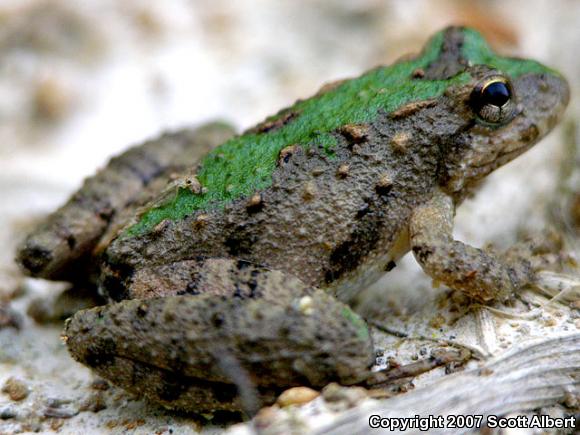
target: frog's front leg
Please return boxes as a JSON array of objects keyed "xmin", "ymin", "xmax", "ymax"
[
  {"xmin": 409, "ymin": 190, "xmax": 534, "ymax": 302},
  {"xmin": 64, "ymin": 261, "xmax": 374, "ymax": 414}
]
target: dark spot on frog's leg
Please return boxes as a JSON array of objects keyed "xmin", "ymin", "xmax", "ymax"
[
  {"xmin": 66, "ymin": 235, "xmax": 77, "ymax": 249},
  {"xmin": 177, "ymin": 281, "xmax": 200, "ymax": 296},
  {"xmin": 412, "ymin": 245, "xmax": 434, "ymax": 263},
  {"xmin": 157, "ymin": 372, "xmax": 190, "ymax": 402},
  {"xmin": 231, "ymin": 285, "xmax": 242, "ymax": 299},
  {"xmin": 235, "ymin": 259, "xmax": 252, "ymax": 270},
  {"xmin": 83, "ymin": 337, "xmax": 116, "ymax": 368},
  {"xmin": 213, "ymin": 382, "xmax": 240, "ymax": 404},
  {"xmin": 17, "ymin": 246, "xmax": 53, "ymax": 275},
  {"xmin": 384, "ymin": 261, "xmax": 396, "ymax": 272},
  {"xmin": 135, "ymin": 303, "xmax": 148, "ymax": 317},
  {"xmin": 324, "ymin": 270, "xmax": 335, "ymax": 284}
]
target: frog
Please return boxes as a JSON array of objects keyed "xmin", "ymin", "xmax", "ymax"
[{"xmin": 16, "ymin": 26, "xmax": 569, "ymax": 414}]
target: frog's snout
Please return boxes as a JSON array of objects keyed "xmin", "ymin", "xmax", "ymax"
[
  {"xmin": 545, "ymin": 72, "xmax": 570, "ymax": 123},
  {"xmin": 517, "ymin": 72, "xmax": 570, "ymax": 136},
  {"xmin": 558, "ymin": 75, "xmax": 570, "ymax": 108}
]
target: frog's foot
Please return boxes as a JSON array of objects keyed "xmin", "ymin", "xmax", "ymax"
[
  {"xmin": 495, "ymin": 228, "xmax": 575, "ymax": 275},
  {"xmin": 64, "ymin": 266, "xmax": 374, "ymax": 414},
  {"xmin": 471, "ymin": 271, "xmax": 580, "ymax": 322},
  {"xmin": 16, "ymin": 122, "xmax": 235, "ymax": 281},
  {"xmin": 486, "ymin": 229, "xmax": 579, "ymax": 306},
  {"xmin": 495, "ymin": 229, "xmax": 579, "ymax": 306}
]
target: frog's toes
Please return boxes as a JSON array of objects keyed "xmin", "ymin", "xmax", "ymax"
[
  {"xmin": 531, "ymin": 271, "xmax": 580, "ymax": 303},
  {"xmin": 499, "ymin": 229, "xmax": 574, "ymax": 274}
]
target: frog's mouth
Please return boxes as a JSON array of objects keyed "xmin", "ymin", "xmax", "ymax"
[{"xmin": 488, "ymin": 70, "xmax": 569, "ymax": 165}]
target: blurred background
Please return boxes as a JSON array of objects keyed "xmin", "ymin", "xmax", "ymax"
[{"xmin": 0, "ymin": 0, "xmax": 578, "ymax": 433}]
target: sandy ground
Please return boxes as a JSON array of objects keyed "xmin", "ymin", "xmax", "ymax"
[{"xmin": 0, "ymin": 1, "xmax": 579, "ymax": 434}]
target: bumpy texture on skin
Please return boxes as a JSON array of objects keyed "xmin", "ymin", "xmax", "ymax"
[
  {"xmin": 125, "ymin": 27, "xmax": 554, "ymax": 237},
  {"xmin": 410, "ymin": 190, "xmax": 532, "ymax": 302},
  {"xmin": 16, "ymin": 123, "xmax": 235, "ymax": 280},
  {"xmin": 64, "ymin": 276, "xmax": 374, "ymax": 413},
  {"xmin": 17, "ymin": 26, "xmax": 570, "ymax": 414}
]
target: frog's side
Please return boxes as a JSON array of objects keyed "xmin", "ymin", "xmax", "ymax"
[{"xmin": 17, "ymin": 27, "xmax": 569, "ymax": 414}]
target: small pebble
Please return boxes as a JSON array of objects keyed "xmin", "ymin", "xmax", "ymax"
[
  {"xmin": 322, "ymin": 383, "xmax": 368, "ymax": 412},
  {"xmin": 297, "ymin": 296, "xmax": 314, "ymax": 315},
  {"xmin": 2, "ymin": 377, "xmax": 30, "ymax": 401},
  {"xmin": 276, "ymin": 387, "xmax": 319, "ymax": 407}
]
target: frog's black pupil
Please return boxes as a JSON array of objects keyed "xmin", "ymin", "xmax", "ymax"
[{"xmin": 482, "ymin": 81, "xmax": 511, "ymax": 107}]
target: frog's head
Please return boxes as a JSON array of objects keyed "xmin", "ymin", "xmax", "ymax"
[{"xmin": 421, "ymin": 27, "xmax": 569, "ymax": 194}]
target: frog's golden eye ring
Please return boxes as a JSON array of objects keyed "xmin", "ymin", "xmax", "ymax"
[{"xmin": 471, "ymin": 76, "xmax": 517, "ymax": 124}]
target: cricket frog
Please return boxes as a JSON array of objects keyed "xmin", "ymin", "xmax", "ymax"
[{"xmin": 17, "ymin": 27, "xmax": 569, "ymax": 413}]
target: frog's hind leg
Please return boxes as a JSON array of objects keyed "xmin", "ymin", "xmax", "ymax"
[
  {"xmin": 16, "ymin": 122, "xmax": 235, "ymax": 281},
  {"xmin": 64, "ymin": 261, "xmax": 375, "ymax": 414}
]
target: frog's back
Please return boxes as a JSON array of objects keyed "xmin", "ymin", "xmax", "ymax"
[
  {"xmin": 104, "ymin": 31, "xmax": 462, "ymax": 291},
  {"xmin": 102, "ymin": 25, "xmax": 564, "ymax": 300},
  {"xmin": 126, "ymin": 30, "xmax": 454, "ymax": 238}
]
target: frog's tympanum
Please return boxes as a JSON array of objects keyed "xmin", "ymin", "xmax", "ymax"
[{"xmin": 17, "ymin": 27, "xmax": 569, "ymax": 413}]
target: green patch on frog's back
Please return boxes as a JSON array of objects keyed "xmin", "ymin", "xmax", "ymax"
[{"xmin": 125, "ymin": 28, "xmax": 553, "ymax": 237}]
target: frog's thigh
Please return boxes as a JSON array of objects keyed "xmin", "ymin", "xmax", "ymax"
[
  {"xmin": 126, "ymin": 257, "xmax": 309, "ymax": 300},
  {"xmin": 409, "ymin": 190, "xmax": 534, "ymax": 302},
  {"xmin": 65, "ymin": 266, "xmax": 374, "ymax": 413}
]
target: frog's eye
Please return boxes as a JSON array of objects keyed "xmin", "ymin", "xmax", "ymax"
[{"xmin": 471, "ymin": 76, "xmax": 516, "ymax": 124}]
